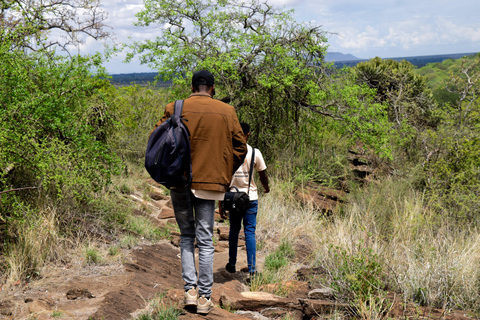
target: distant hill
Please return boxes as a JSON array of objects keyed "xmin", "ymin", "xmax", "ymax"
[
  {"xmin": 108, "ymin": 52, "xmax": 479, "ymax": 86},
  {"xmin": 333, "ymin": 52, "xmax": 479, "ymax": 68},
  {"xmin": 325, "ymin": 52, "xmax": 360, "ymax": 62},
  {"xmin": 108, "ymin": 72, "xmax": 171, "ymax": 87}
]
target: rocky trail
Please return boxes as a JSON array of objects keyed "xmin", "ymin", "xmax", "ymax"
[{"xmin": 0, "ymin": 174, "xmax": 476, "ymax": 319}]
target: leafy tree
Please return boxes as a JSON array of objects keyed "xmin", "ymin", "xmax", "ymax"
[
  {"xmin": 0, "ymin": 0, "xmax": 109, "ymax": 51},
  {"xmin": 419, "ymin": 54, "xmax": 480, "ymax": 221},
  {"xmin": 354, "ymin": 57, "xmax": 439, "ymax": 130},
  {"xmin": 443, "ymin": 54, "xmax": 480, "ymax": 128},
  {"xmin": 416, "ymin": 54, "xmax": 480, "ymax": 106},
  {"xmin": 0, "ymin": 2, "xmax": 118, "ymax": 245},
  {"xmin": 0, "ymin": 42, "xmax": 120, "ymax": 219},
  {"xmin": 128, "ymin": 0, "xmax": 391, "ymax": 159}
]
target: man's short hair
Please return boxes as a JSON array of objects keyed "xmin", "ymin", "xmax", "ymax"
[{"xmin": 240, "ymin": 122, "xmax": 250, "ymax": 136}]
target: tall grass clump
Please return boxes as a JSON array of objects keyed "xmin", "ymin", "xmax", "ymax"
[
  {"xmin": 133, "ymin": 292, "xmax": 182, "ymax": 320},
  {"xmin": 314, "ymin": 177, "xmax": 480, "ymax": 312},
  {"xmin": 3, "ymin": 207, "xmax": 61, "ymax": 285},
  {"xmin": 258, "ymin": 173, "xmax": 480, "ymax": 313}
]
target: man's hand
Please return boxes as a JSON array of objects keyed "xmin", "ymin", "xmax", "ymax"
[{"xmin": 259, "ymin": 170, "xmax": 270, "ymax": 193}]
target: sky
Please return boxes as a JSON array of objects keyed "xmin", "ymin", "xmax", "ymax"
[{"xmin": 86, "ymin": 0, "xmax": 480, "ymax": 74}]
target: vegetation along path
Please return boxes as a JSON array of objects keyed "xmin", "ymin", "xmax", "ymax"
[{"xmin": 0, "ymin": 181, "xmax": 475, "ymax": 320}]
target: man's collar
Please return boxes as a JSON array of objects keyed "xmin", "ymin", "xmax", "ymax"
[{"xmin": 189, "ymin": 92, "xmax": 212, "ymax": 98}]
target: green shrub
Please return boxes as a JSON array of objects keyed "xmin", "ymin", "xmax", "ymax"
[
  {"xmin": 264, "ymin": 240, "xmax": 294, "ymax": 272},
  {"xmin": 85, "ymin": 247, "xmax": 102, "ymax": 264},
  {"xmin": 0, "ymin": 41, "xmax": 121, "ymax": 242},
  {"xmin": 329, "ymin": 244, "xmax": 384, "ymax": 302}
]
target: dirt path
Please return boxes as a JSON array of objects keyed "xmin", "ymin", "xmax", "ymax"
[{"xmin": 0, "ymin": 186, "xmax": 252, "ymax": 320}]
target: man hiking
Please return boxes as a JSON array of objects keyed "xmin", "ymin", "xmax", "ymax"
[
  {"xmin": 220, "ymin": 122, "xmax": 270, "ymax": 279},
  {"xmin": 152, "ymin": 70, "xmax": 247, "ymax": 314}
]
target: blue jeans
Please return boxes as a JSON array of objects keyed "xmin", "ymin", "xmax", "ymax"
[
  {"xmin": 170, "ymin": 188, "xmax": 215, "ymax": 297},
  {"xmin": 228, "ymin": 200, "xmax": 258, "ymax": 273}
]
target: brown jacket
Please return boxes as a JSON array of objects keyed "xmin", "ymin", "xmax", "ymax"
[{"xmin": 153, "ymin": 93, "xmax": 247, "ymax": 192}]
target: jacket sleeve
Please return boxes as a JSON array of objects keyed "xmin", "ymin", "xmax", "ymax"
[
  {"xmin": 149, "ymin": 102, "xmax": 174, "ymax": 137},
  {"xmin": 231, "ymin": 116, "xmax": 247, "ymax": 174}
]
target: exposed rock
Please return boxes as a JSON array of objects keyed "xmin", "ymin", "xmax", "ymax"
[
  {"xmin": 296, "ymin": 266, "xmax": 327, "ymax": 282},
  {"xmin": 66, "ymin": 288, "xmax": 95, "ymax": 300},
  {"xmin": 214, "ymin": 212, "xmax": 223, "ymax": 222},
  {"xmin": 258, "ymin": 280, "xmax": 309, "ymax": 299},
  {"xmin": 299, "ymin": 299, "xmax": 350, "ymax": 317},
  {"xmin": 217, "ymin": 226, "xmax": 230, "ymax": 240},
  {"xmin": 223, "ymin": 279, "xmax": 250, "ymax": 293},
  {"xmin": 0, "ymin": 301, "xmax": 13, "ymax": 315},
  {"xmin": 178, "ymin": 307, "xmax": 250, "ymax": 319},
  {"xmin": 295, "ymin": 186, "xmax": 345, "ymax": 215},
  {"xmin": 219, "ymin": 288, "xmax": 300, "ymax": 311},
  {"xmin": 165, "ymin": 218, "xmax": 177, "ymax": 225},
  {"xmin": 28, "ymin": 297, "xmax": 54, "ymax": 314},
  {"xmin": 293, "ymin": 236, "xmax": 314, "ymax": 263},
  {"xmin": 158, "ymin": 208, "xmax": 175, "ymax": 219},
  {"xmin": 170, "ymin": 235, "xmax": 181, "ymax": 247},
  {"xmin": 235, "ymin": 310, "xmax": 269, "ymax": 319},
  {"xmin": 308, "ymin": 287, "xmax": 334, "ymax": 300},
  {"xmin": 261, "ymin": 308, "xmax": 303, "ymax": 320},
  {"xmin": 148, "ymin": 192, "xmax": 168, "ymax": 201}
]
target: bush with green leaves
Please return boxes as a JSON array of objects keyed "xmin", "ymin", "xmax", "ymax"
[
  {"xmin": 111, "ymin": 85, "xmax": 172, "ymax": 164},
  {"xmin": 264, "ymin": 240, "xmax": 295, "ymax": 272},
  {"xmin": 0, "ymin": 41, "xmax": 120, "ymax": 235},
  {"xmin": 328, "ymin": 244, "xmax": 385, "ymax": 303}
]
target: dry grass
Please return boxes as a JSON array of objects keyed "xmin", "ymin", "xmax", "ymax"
[
  {"xmin": 257, "ymin": 177, "xmax": 480, "ymax": 313},
  {"xmin": 4, "ymin": 207, "xmax": 61, "ymax": 286}
]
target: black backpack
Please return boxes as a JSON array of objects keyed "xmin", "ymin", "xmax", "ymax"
[{"xmin": 145, "ymin": 100, "xmax": 192, "ymax": 189}]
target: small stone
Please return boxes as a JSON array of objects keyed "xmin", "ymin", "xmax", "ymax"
[
  {"xmin": 66, "ymin": 288, "xmax": 95, "ymax": 300},
  {"xmin": 308, "ymin": 287, "xmax": 334, "ymax": 300}
]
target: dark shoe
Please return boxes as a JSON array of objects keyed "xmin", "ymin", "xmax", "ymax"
[
  {"xmin": 225, "ymin": 263, "xmax": 236, "ymax": 273},
  {"xmin": 196, "ymin": 295, "xmax": 213, "ymax": 314}
]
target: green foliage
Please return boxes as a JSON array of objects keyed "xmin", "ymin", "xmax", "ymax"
[
  {"xmin": 85, "ymin": 247, "xmax": 102, "ymax": 264},
  {"xmin": 111, "ymin": 85, "xmax": 172, "ymax": 164},
  {"xmin": 0, "ymin": 0, "xmax": 108, "ymax": 51},
  {"xmin": 129, "ymin": 0, "xmax": 327, "ymax": 154},
  {"xmin": 329, "ymin": 244, "xmax": 384, "ymax": 302},
  {"xmin": 264, "ymin": 240, "xmax": 295, "ymax": 272},
  {"xmin": 422, "ymin": 126, "xmax": 480, "ymax": 222},
  {"xmin": 0, "ymin": 41, "xmax": 121, "ymax": 230},
  {"xmin": 354, "ymin": 57, "xmax": 439, "ymax": 131},
  {"xmin": 128, "ymin": 0, "xmax": 392, "ymax": 162},
  {"xmin": 134, "ymin": 298, "xmax": 182, "ymax": 320},
  {"xmin": 417, "ymin": 53, "xmax": 480, "ymax": 106}
]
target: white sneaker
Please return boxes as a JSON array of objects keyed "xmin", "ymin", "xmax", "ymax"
[
  {"xmin": 196, "ymin": 295, "xmax": 213, "ymax": 314},
  {"xmin": 184, "ymin": 287, "xmax": 198, "ymax": 306}
]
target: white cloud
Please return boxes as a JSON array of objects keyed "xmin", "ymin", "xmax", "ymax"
[
  {"xmin": 335, "ymin": 26, "xmax": 387, "ymax": 50},
  {"xmin": 91, "ymin": 0, "xmax": 480, "ymax": 73}
]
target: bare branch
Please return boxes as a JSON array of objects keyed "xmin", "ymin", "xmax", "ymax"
[{"xmin": 0, "ymin": 187, "xmax": 38, "ymax": 195}]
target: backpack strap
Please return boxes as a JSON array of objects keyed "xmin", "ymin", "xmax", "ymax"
[
  {"xmin": 173, "ymin": 100, "xmax": 194, "ymax": 220},
  {"xmin": 172, "ymin": 100, "xmax": 184, "ymax": 126},
  {"xmin": 247, "ymin": 147, "xmax": 255, "ymax": 195}
]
